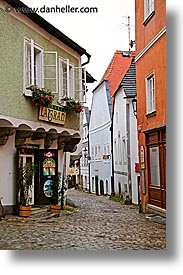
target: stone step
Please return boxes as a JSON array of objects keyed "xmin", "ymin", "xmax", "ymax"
[{"xmin": 31, "ymin": 206, "xmax": 49, "ymax": 215}]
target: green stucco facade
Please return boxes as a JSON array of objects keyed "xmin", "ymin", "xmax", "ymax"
[{"xmin": 0, "ymin": 8, "xmax": 80, "ymax": 130}]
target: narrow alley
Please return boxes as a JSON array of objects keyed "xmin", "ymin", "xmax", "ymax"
[{"xmin": 0, "ymin": 189, "xmax": 166, "ymax": 250}]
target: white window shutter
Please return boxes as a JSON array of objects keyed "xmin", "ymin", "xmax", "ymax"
[
  {"xmin": 30, "ymin": 39, "xmax": 34, "ymax": 86},
  {"xmin": 66, "ymin": 58, "xmax": 70, "ymax": 96},
  {"xmin": 24, "ymin": 39, "xmax": 32, "ymax": 88},
  {"xmin": 73, "ymin": 67, "xmax": 86, "ymax": 102},
  {"xmin": 69, "ymin": 65, "xmax": 74, "ymax": 98},
  {"xmin": 58, "ymin": 57, "xmax": 64, "ymax": 99},
  {"xmin": 43, "ymin": 51, "xmax": 58, "ymax": 93}
]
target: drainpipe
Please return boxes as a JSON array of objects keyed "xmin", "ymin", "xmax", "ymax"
[
  {"xmin": 110, "ymin": 111, "xmax": 115, "ymax": 195},
  {"xmin": 126, "ymin": 104, "xmax": 132, "ymax": 203},
  {"xmin": 88, "ymin": 132, "xmax": 91, "ymax": 193},
  {"xmin": 81, "ymin": 52, "xmax": 91, "ymax": 193}
]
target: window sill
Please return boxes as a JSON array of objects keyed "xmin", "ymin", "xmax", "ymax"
[
  {"xmin": 143, "ymin": 11, "xmax": 155, "ymax": 26},
  {"xmin": 146, "ymin": 111, "xmax": 156, "ymax": 118}
]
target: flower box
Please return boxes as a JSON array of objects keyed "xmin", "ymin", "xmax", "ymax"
[
  {"xmin": 58, "ymin": 96, "xmax": 83, "ymax": 113},
  {"xmin": 26, "ymin": 85, "xmax": 55, "ymax": 107}
]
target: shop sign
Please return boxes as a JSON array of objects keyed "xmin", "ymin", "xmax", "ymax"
[
  {"xmin": 69, "ymin": 167, "xmax": 75, "ymax": 176},
  {"xmin": 43, "ymin": 158, "xmax": 56, "ymax": 176},
  {"xmin": 39, "ymin": 105, "xmax": 66, "ymax": 125},
  {"xmin": 140, "ymin": 145, "xmax": 145, "ymax": 170},
  {"xmin": 103, "ymin": 154, "xmax": 110, "ymax": 160}
]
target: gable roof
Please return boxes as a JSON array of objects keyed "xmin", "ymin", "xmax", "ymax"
[
  {"xmin": 120, "ymin": 57, "xmax": 136, "ymax": 98},
  {"xmin": 6, "ymin": 0, "xmax": 91, "ymax": 62},
  {"xmin": 100, "ymin": 50, "xmax": 135, "ymax": 99}
]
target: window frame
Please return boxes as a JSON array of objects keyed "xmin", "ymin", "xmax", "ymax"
[
  {"xmin": 24, "ymin": 38, "xmax": 43, "ymax": 93},
  {"xmin": 58, "ymin": 57, "xmax": 74, "ymax": 99},
  {"xmin": 148, "ymin": 145, "xmax": 161, "ymax": 187},
  {"xmin": 144, "ymin": 0, "xmax": 155, "ymax": 21},
  {"xmin": 146, "ymin": 72, "xmax": 156, "ymax": 114},
  {"xmin": 43, "ymin": 51, "xmax": 58, "ymax": 94}
]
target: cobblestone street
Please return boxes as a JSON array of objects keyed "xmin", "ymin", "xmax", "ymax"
[{"xmin": 0, "ymin": 189, "xmax": 166, "ymax": 250}]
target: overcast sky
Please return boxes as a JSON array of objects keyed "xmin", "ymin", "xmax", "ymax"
[
  {"xmin": 21, "ymin": 0, "xmax": 135, "ymax": 107},
  {"xmin": 21, "ymin": 0, "xmax": 179, "ymax": 108}
]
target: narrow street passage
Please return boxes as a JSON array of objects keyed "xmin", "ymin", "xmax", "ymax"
[{"xmin": 0, "ymin": 189, "xmax": 166, "ymax": 250}]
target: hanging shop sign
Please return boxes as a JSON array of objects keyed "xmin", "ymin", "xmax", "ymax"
[
  {"xmin": 103, "ymin": 154, "xmax": 110, "ymax": 160},
  {"xmin": 69, "ymin": 167, "xmax": 75, "ymax": 176},
  {"xmin": 140, "ymin": 145, "xmax": 145, "ymax": 170},
  {"xmin": 39, "ymin": 105, "xmax": 66, "ymax": 125}
]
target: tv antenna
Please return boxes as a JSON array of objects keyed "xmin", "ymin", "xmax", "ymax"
[{"xmin": 121, "ymin": 15, "xmax": 135, "ymax": 51}]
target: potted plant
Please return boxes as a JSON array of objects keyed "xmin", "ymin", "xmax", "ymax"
[
  {"xmin": 27, "ymin": 85, "xmax": 55, "ymax": 107},
  {"xmin": 18, "ymin": 162, "xmax": 36, "ymax": 217},
  {"xmin": 50, "ymin": 174, "xmax": 61, "ymax": 214}
]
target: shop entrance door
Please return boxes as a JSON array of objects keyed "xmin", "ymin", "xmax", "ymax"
[{"xmin": 34, "ymin": 149, "xmax": 58, "ymax": 205}]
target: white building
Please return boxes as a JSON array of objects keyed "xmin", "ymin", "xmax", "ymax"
[
  {"xmin": 80, "ymin": 107, "xmax": 90, "ymax": 191},
  {"xmin": 89, "ymin": 81, "xmax": 112, "ymax": 195},
  {"xmin": 112, "ymin": 56, "xmax": 140, "ymax": 204}
]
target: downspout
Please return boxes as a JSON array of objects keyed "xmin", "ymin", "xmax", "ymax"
[
  {"xmin": 110, "ymin": 100, "xmax": 115, "ymax": 194},
  {"xmin": 88, "ymin": 131, "xmax": 91, "ymax": 193},
  {"xmin": 126, "ymin": 103, "xmax": 132, "ymax": 202},
  {"xmin": 81, "ymin": 52, "xmax": 91, "ymax": 193}
]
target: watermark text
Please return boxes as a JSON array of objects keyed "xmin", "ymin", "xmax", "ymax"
[{"xmin": 4, "ymin": 5, "xmax": 98, "ymax": 14}]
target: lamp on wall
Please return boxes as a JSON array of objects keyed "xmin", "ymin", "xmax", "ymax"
[
  {"xmin": 83, "ymin": 147, "xmax": 87, "ymax": 158},
  {"xmin": 132, "ymin": 98, "xmax": 137, "ymax": 118}
]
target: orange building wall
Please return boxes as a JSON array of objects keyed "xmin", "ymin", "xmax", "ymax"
[
  {"xmin": 135, "ymin": 0, "xmax": 166, "ymax": 211},
  {"xmin": 136, "ymin": 35, "xmax": 166, "ymax": 131},
  {"xmin": 135, "ymin": 0, "xmax": 166, "ymax": 55}
]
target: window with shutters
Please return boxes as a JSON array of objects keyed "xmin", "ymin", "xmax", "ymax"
[
  {"xmin": 24, "ymin": 38, "xmax": 58, "ymax": 95},
  {"xmin": 24, "ymin": 38, "xmax": 86, "ymax": 101},
  {"xmin": 58, "ymin": 58, "xmax": 86, "ymax": 101},
  {"xmin": 58, "ymin": 57, "xmax": 74, "ymax": 99}
]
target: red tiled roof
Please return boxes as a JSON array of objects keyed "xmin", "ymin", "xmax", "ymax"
[{"xmin": 100, "ymin": 50, "xmax": 135, "ymax": 99}]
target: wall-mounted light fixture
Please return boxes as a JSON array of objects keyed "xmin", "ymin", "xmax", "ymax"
[{"xmin": 132, "ymin": 98, "xmax": 137, "ymax": 118}]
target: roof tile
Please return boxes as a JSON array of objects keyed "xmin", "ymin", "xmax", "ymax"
[{"xmin": 100, "ymin": 50, "xmax": 135, "ymax": 99}]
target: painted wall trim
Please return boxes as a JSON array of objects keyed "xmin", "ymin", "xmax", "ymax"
[
  {"xmin": 114, "ymin": 171, "xmax": 128, "ymax": 176},
  {"xmin": 0, "ymin": 114, "xmax": 79, "ymax": 135},
  {"xmin": 135, "ymin": 27, "xmax": 166, "ymax": 62}
]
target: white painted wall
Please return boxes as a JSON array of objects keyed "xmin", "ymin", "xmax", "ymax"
[
  {"xmin": 0, "ymin": 135, "xmax": 17, "ymax": 206},
  {"xmin": 80, "ymin": 108, "xmax": 90, "ymax": 191},
  {"xmin": 128, "ymin": 98, "xmax": 140, "ymax": 204},
  {"xmin": 89, "ymin": 81, "xmax": 112, "ymax": 195},
  {"xmin": 113, "ymin": 87, "xmax": 139, "ymax": 204},
  {"xmin": 113, "ymin": 88, "xmax": 128, "ymax": 195}
]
